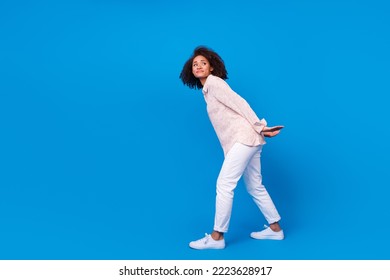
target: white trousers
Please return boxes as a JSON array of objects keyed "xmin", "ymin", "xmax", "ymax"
[{"xmin": 214, "ymin": 143, "xmax": 281, "ymax": 233}]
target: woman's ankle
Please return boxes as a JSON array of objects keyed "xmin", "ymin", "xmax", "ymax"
[
  {"xmin": 269, "ymin": 222, "xmax": 282, "ymax": 232},
  {"xmin": 211, "ymin": 231, "xmax": 224, "ymax": 240}
]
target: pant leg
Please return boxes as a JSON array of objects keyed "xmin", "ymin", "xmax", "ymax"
[
  {"xmin": 213, "ymin": 143, "xmax": 259, "ymax": 233},
  {"xmin": 243, "ymin": 145, "xmax": 281, "ymax": 224}
]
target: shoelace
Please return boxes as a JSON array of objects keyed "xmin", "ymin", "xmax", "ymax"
[{"xmin": 202, "ymin": 233, "xmax": 211, "ymax": 244}]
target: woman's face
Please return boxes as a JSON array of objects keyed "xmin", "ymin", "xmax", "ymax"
[{"xmin": 192, "ymin": 55, "xmax": 214, "ymax": 81}]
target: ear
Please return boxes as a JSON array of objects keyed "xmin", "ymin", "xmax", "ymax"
[{"xmin": 210, "ymin": 67, "xmax": 214, "ymax": 72}]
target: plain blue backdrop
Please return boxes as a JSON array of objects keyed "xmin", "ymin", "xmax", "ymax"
[{"xmin": 1, "ymin": 0, "xmax": 389, "ymax": 259}]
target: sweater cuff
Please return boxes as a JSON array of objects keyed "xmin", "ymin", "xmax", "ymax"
[{"xmin": 254, "ymin": 118, "xmax": 267, "ymax": 134}]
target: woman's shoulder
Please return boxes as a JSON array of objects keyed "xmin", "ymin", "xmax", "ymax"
[
  {"xmin": 203, "ymin": 75, "xmax": 230, "ymax": 92},
  {"xmin": 207, "ymin": 74, "xmax": 225, "ymax": 84}
]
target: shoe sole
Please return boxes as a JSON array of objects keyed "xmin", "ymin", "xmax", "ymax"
[
  {"xmin": 250, "ymin": 234, "xmax": 284, "ymax": 240},
  {"xmin": 189, "ymin": 245, "xmax": 225, "ymax": 250}
]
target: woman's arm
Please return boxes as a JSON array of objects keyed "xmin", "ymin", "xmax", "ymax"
[{"xmin": 211, "ymin": 78, "xmax": 267, "ymax": 134}]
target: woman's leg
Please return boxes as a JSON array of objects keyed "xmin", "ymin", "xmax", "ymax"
[
  {"xmin": 213, "ymin": 143, "xmax": 259, "ymax": 234},
  {"xmin": 190, "ymin": 143, "xmax": 258, "ymax": 249},
  {"xmin": 243, "ymin": 145, "xmax": 282, "ymax": 227}
]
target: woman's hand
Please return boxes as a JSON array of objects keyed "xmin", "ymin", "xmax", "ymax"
[{"xmin": 262, "ymin": 126, "xmax": 284, "ymax": 137}]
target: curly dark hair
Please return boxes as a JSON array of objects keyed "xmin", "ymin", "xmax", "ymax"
[{"xmin": 179, "ymin": 46, "xmax": 228, "ymax": 89}]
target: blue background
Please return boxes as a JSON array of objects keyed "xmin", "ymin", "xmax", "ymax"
[{"xmin": 1, "ymin": 0, "xmax": 389, "ymax": 260}]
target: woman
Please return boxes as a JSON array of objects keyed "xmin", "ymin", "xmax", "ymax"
[{"xmin": 180, "ymin": 46, "xmax": 284, "ymax": 250}]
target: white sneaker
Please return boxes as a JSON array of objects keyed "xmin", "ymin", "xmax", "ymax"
[
  {"xmin": 250, "ymin": 225, "xmax": 284, "ymax": 240},
  {"xmin": 189, "ymin": 233, "xmax": 226, "ymax": 249}
]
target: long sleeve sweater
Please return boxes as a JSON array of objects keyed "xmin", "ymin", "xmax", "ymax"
[{"xmin": 202, "ymin": 74, "xmax": 267, "ymax": 156}]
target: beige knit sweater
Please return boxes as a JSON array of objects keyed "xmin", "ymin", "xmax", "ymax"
[{"xmin": 202, "ymin": 74, "xmax": 267, "ymax": 156}]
